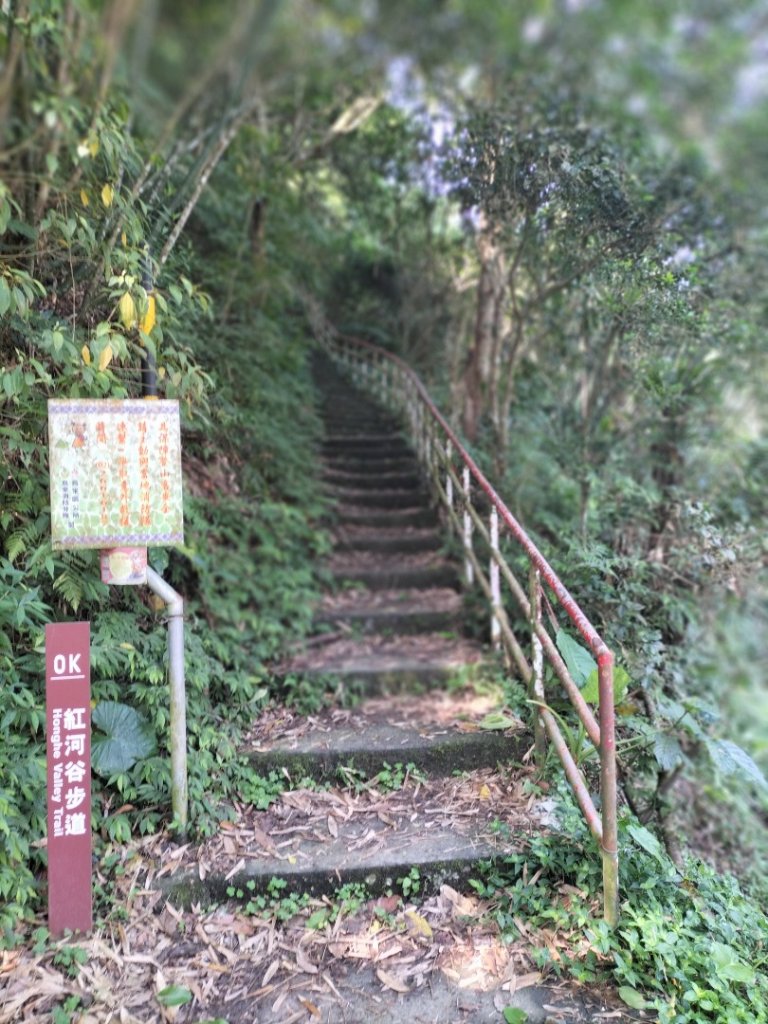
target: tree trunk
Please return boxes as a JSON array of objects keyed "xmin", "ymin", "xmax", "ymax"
[{"xmin": 462, "ymin": 221, "xmax": 506, "ymax": 442}]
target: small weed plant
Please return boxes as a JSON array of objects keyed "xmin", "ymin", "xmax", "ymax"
[
  {"xmin": 225, "ymin": 877, "xmax": 310, "ymax": 921},
  {"xmin": 397, "ymin": 867, "xmax": 422, "ymax": 900}
]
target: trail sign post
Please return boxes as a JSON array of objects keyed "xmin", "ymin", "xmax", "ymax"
[
  {"xmin": 46, "ymin": 622, "xmax": 92, "ymax": 936},
  {"xmin": 47, "ymin": 396, "xmax": 189, "ymax": 829}
]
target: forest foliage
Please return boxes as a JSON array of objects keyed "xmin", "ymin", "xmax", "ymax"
[{"xmin": 1, "ymin": 1, "xmax": 768, "ymax": 1019}]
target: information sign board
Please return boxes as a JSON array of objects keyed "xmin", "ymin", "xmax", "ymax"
[
  {"xmin": 48, "ymin": 399, "xmax": 183, "ymax": 550},
  {"xmin": 46, "ymin": 622, "xmax": 92, "ymax": 936}
]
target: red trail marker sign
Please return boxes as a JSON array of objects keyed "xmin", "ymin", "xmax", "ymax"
[{"xmin": 46, "ymin": 622, "xmax": 92, "ymax": 936}]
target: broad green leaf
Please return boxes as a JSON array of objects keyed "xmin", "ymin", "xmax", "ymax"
[
  {"xmin": 503, "ymin": 1009, "xmax": 528, "ymax": 1024},
  {"xmin": 91, "ymin": 701, "xmax": 156, "ymax": 777},
  {"xmin": 653, "ymin": 733, "xmax": 683, "ymax": 772},
  {"xmin": 618, "ymin": 987, "xmax": 648, "ymax": 1010},
  {"xmin": 555, "ymin": 629, "xmax": 596, "ymax": 686},
  {"xmin": 580, "ymin": 665, "xmax": 629, "ymax": 705},
  {"xmin": 627, "ymin": 823, "xmax": 667, "ymax": 866},
  {"xmin": 706, "ymin": 739, "xmax": 767, "ymax": 790},
  {"xmin": 721, "ymin": 962, "xmax": 756, "ymax": 984},
  {"xmin": 156, "ymin": 984, "xmax": 193, "ymax": 1007},
  {"xmin": 0, "ymin": 277, "xmax": 10, "ymax": 316},
  {"xmin": 710, "ymin": 942, "xmax": 755, "ymax": 984}
]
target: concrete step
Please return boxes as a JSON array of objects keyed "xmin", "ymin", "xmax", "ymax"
[
  {"xmin": 323, "ymin": 456, "xmax": 419, "ymax": 475},
  {"xmin": 322, "ymin": 442, "xmax": 413, "ymax": 459},
  {"xmin": 158, "ymin": 771, "xmax": 522, "ymax": 907},
  {"xmin": 333, "ymin": 534, "xmax": 442, "ymax": 555},
  {"xmin": 321, "ymin": 416, "xmax": 400, "ymax": 430},
  {"xmin": 316, "ymin": 586, "xmax": 462, "ymax": 635},
  {"xmin": 323, "ymin": 433, "xmax": 407, "ymax": 448},
  {"xmin": 318, "ymin": 606, "xmax": 457, "ymax": 633},
  {"xmin": 337, "ymin": 506, "xmax": 437, "ymax": 528},
  {"xmin": 244, "ymin": 694, "xmax": 526, "ymax": 781},
  {"xmin": 326, "ymin": 487, "xmax": 427, "ymax": 509},
  {"xmin": 331, "ymin": 565, "xmax": 460, "ymax": 590},
  {"xmin": 281, "ymin": 633, "xmax": 483, "ymax": 697},
  {"xmin": 323, "ymin": 469, "xmax": 421, "ymax": 490}
]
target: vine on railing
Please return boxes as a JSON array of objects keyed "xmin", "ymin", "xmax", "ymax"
[{"xmin": 326, "ymin": 334, "xmax": 620, "ymax": 927}]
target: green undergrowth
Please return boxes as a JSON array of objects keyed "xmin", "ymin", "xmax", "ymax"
[
  {"xmin": 0, "ymin": 315, "xmax": 331, "ymax": 939},
  {"xmin": 224, "ymin": 874, "xmax": 420, "ymax": 926},
  {"xmin": 473, "ymin": 786, "xmax": 768, "ymax": 1024}
]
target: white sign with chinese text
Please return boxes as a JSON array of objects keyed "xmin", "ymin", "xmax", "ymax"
[{"xmin": 48, "ymin": 399, "xmax": 183, "ymax": 549}]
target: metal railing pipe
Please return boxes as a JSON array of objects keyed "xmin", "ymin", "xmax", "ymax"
[
  {"xmin": 146, "ymin": 567, "xmax": 187, "ymax": 831},
  {"xmin": 324, "ymin": 332, "xmax": 619, "ymax": 925}
]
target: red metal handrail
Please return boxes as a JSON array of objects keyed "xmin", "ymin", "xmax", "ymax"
[{"xmin": 326, "ymin": 333, "xmax": 619, "ymax": 926}]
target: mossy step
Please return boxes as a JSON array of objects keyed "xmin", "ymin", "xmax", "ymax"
[
  {"xmin": 317, "ymin": 586, "xmax": 462, "ymax": 635},
  {"xmin": 282, "ymin": 634, "xmax": 483, "ymax": 697},
  {"xmin": 334, "ymin": 534, "xmax": 442, "ymax": 555},
  {"xmin": 336, "ymin": 507, "xmax": 437, "ymax": 528},
  {"xmin": 157, "ymin": 770, "xmax": 528, "ymax": 907},
  {"xmin": 323, "ymin": 433, "xmax": 409, "ymax": 448},
  {"xmin": 323, "ymin": 456, "xmax": 419, "ymax": 475},
  {"xmin": 321, "ymin": 417, "xmax": 401, "ymax": 430},
  {"xmin": 326, "ymin": 487, "xmax": 427, "ymax": 509},
  {"xmin": 246, "ymin": 720, "xmax": 526, "ymax": 781},
  {"xmin": 316, "ymin": 607, "xmax": 457, "ymax": 633},
  {"xmin": 322, "ymin": 443, "xmax": 413, "ymax": 459},
  {"xmin": 163, "ymin": 828, "xmax": 500, "ymax": 909},
  {"xmin": 293, "ymin": 662, "xmax": 472, "ymax": 697},
  {"xmin": 331, "ymin": 564, "xmax": 460, "ymax": 589},
  {"xmin": 323, "ymin": 469, "xmax": 422, "ymax": 490}
]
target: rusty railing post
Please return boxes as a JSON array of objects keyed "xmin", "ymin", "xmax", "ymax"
[
  {"xmin": 462, "ymin": 466, "xmax": 474, "ymax": 585},
  {"xmin": 529, "ymin": 565, "xmax": 546, "ymax": 763},
  {"xmin": 490, "ymin": 507, "xmax": 501, "ymax": 650},
  {"xmin": 599, "ymin": 649, "xmax": 619, "ymax": 926},
  {"xmin": 445, "ymin": 439, "xmax": 453, "ymax": 521}
]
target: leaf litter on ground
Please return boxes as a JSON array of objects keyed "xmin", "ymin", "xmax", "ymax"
[{"xmin": 2, "ymin": 769, "xmax": 643, "ymax": 1023}]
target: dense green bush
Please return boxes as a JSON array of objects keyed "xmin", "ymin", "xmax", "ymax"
[{"xmin": 476, "ymin": 787, "xmax": 768, "ymax": 1024}]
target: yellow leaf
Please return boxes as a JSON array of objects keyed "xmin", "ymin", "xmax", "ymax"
[
  {"xmin": 298, "ymin": 998, "xmax": 321, "ymax": 1018},
  {"xmin": 479, "ymin": 783, "xmax": 492, "ymax": 800},
  {"xmin": 121, "ymin": 230, "xmax": 127, "ymax": 246},
  {"xmin": 158, "ymin": 366, "xmax": 166, "ymax": 379},
  {"xmin": 405, "ymin": 910, "xmax": 433, "ymax": 938},
  {"xmin": 80, "ymin": 189, "xmax": 89, "ymax": 207},
  {"xmin": 101, "ymin": 183, "xmax": 114, "ymax": 208},
  {"xmin": 119, "ymin": 291, "xmax": 136, "ymax": 330},
  {"xmin": 140, "ymin": 294, "xmax": 156, "ymax": 335},
  {"xmin": 81, "ymin": 344, "xmax": 91, "ymax": 365},
  {"xmin": 88, "ymin": 137, "xmax": 100, "ymax": 158},
  {"xmin": 98, "ymin": 344, "xmax": 113, "ymax": 372}
]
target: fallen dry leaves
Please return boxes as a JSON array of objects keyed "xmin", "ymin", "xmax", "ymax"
[
  {"xmin": 0, "ymin": 768, "xmax": 628, "ymax": 1022},
  {"xmin": 0, "ymin": 840, "xmax": 604, "ymax": 1024}
]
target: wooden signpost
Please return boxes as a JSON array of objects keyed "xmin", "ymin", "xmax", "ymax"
[{"xmin": 46, "ymin": 621, "xmax": 92, "ymax": 936}]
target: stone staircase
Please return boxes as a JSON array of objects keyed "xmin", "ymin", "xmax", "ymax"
[
  {"xmin": 205, "ymin": 352, "xmax": 529, "ymax": 899},
  {"xmin": 158, "ymin": 353, "xmax": 639, "ymax": 1023}
]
